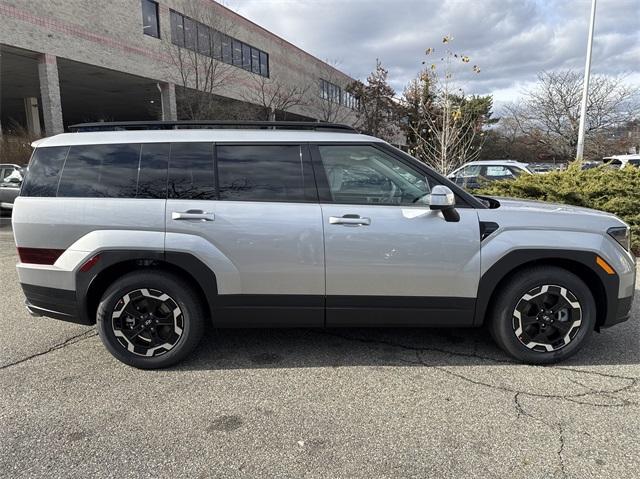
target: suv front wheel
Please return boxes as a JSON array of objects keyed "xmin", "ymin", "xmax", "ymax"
[
  {"xmin": 96, "ymin": 271, "xmax": 205, "ymax": 369},
  {"xmin": 489, "ymin": 266, "xmax": 596, "ymax": 364}
]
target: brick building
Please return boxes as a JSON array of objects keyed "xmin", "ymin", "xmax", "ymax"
[{"xmin": 0, "ymin": 0, "xmax": 358, "ymax": 137}]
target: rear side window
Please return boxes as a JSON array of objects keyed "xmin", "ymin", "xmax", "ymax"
[
  {"xmin": 217, "ymin": 145, "xmax": 306, "ymax": 202},
  {"xmin": 167, "ymin": 142, "xmax": 215, "ymax": 200},
  {"xmin": 57, "ymin": 144, "xmax": 140, "ymax": 198},
  {"xmin": 21, "ymin": 146, "xmax": 69, "ymax": 197}
]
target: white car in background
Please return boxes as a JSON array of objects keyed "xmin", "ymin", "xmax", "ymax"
[
  {"xmin": 448, "ymin": 160, "xmax": 533, "ymax": 189},
  {"xmin": 603, "ymin": 154, "xmax": 640, "ymax": 169}
]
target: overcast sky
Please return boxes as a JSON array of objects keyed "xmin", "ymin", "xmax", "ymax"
[{"xmin": 224, "ymin": 0, "xmax": 640, "ymax": 109}]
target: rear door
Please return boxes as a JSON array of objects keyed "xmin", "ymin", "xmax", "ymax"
[
  {"xmin": 312, "ymin": 144, "xmax": 480, "ymax": 327},
  {"xmin": 164, "ymin": 142, "xmax": 324, "ymax": 327}
]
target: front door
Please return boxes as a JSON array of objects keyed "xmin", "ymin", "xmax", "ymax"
[
  {"xmin": 313, "ymin": 144, "xmax": 481, "ymax": 327},
  {"xmin": 164, "ymin": 142, "xmax": 325, "ymax": 327}
]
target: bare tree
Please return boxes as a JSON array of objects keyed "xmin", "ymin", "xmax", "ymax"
[
  {"xmin": 504, "ymin": 71, "xmax": 639, "ymax": 160},
  {"xmin": 403, "ymin": 36, "xmax": 490, "ymax": 174},
  {"xmin": 241, "ymin": 73, "xmax": 310, "ymax": 121},
  {"xmin": 165, "ymin": 1, "xmax": 239, "ymax": 119}
]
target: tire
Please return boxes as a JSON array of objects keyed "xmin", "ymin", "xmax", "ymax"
[
  {"xmin": 96, "ymin": 270, "xmax": 205, "ymax": 369},
  {"xmin": 488, "ymin": 266, "xmax": 596, "ymax": 364}
]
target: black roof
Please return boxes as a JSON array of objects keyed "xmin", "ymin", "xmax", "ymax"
[{"xmin": 68, "ymin": 120, "xmax": 359, "ymax": 133}]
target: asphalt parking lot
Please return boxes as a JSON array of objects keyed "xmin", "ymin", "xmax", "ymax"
[{"xmin": 1, "ymin": 217, "xmax": 639, "ymax": 479}]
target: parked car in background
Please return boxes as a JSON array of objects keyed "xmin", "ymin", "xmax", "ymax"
[
  {"xmin": 528, "ymin": 162, "xmax": 566, "ymax": 174},
  {"xmin": 448, "ymin": 160, "xmax": 532, "ymax": 189},
  {"xmin": 603, "ymin": 154, "xmax": 640, "ymax": 169},
  {"xmin": 0, "ymin": 163, "xmax": 24, "ymax": 211}
]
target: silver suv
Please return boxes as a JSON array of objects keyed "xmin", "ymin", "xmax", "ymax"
[{"xmin": 12, "ymin": 121, "xmax": 635, "ymax": 368}]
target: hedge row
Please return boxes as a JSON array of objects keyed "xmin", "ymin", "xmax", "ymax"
[{"xmin": 475, "ymin": 164, "xmax": 640, "ymax": 255}]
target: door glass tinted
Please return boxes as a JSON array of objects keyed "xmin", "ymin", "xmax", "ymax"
[
  {"xmin": 137, "ymin": 143, "xmax": 169, "ymax": 199},
  {"xmin": 217, "ymin": 145, "xmax": 305, "ymax": 201},
  {"xmin": 21, "ymin": 146, "xmax": 69, "ymax": 197},
  {"xmin": 57, "ymin": 144, "xmax": 140, "ymax": 198},
  {"xmin": 168, "ymin": 142, "xmax": 215, "ymax": 200},
  {"xmin": 318, "ymin": 145, "xmax": 430, "ymax": 205}
]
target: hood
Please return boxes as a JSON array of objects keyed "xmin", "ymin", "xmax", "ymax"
[
  {"xmin": 476, "ymin": 196, "xmax": 627, "ymax": 234},
  {"xmin": 493, "ymin": 197, "xmax": 617, "ymax": 219}
]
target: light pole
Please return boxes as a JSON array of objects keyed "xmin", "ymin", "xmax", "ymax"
[{"xmin": 576, "ymin": 0, "xmax": 597, "ymax": 162}]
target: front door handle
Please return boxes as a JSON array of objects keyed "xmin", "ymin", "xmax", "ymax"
[
  {"xmin": 171, "ymin": 210, "xmax": 215, "ymax": 222},
  {"xmin": 329, "ymin": 215, "xmax": 371, "ymax": 226}
]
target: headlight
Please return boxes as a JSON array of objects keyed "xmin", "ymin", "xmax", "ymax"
[{"xmin": 608, "ymin": 226, "xmax": 630, "ymax": 252}]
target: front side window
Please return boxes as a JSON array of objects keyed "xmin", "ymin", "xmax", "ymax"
[
  {"xmin": 141, "ymin": 0, "xmax": 160, "ymax": 38},
  {"xmin": 456, "ymin": 165, "xmax": 481, "ymax": 178},
  {"xmin": 318, "ymin": 145, "xmax": 430, "ymax": 205},
  {"xmin": 21, "ymin": 146, "xmax": 69, "ymax": 197},
  {"xmin": 217, "ymin": 145, "xmax": 306, "ymax": 202},
  {"xmin": 168, "ymin": 142, "xmax": 215, "ymax": 200},
  {"xmin": 57, "ymin": 144, "xmax": 140, "ymax": 198},
  {"xmin": 509, "ymin": 166, "xmax": 527, "ymax": 177}
]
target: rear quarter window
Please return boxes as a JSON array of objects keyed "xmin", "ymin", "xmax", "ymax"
[
  {"xmin": 21, "ymin": 146, "xmax": 69, "ymax": 197},
  {"xmin": 57, "ymin": 144, "xmax": 140, "ymax": 198}
]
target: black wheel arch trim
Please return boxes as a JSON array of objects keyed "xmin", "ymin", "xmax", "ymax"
[
  {"xmin": 76, "ymin": 250, "xmax": 217, "ymax": 324},
  {"xmin": 474, "ymin": 249, "xmax": 619, "ymax": 328}
]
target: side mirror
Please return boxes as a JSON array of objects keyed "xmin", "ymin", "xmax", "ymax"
[
  {"xmin": 429, "ymin": 185, "xmax": 460, "ymax": 222},
  {"xmin": 8, "ymin": 177, "xmax": 21, "ymax": 184}
]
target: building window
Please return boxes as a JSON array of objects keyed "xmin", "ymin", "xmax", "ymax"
[
  {"xmin": 320, "ymin": 79, "xmax": 341, "ymax": 104},
  {"xmin": 170, "ymin": 10, "xmax": 184, "ymax": 46},
  {"xmin": 142, "ymin": 0, "xmax": 160, "ymax": 38},
  {"xmin": 197, "ymin": 23, "xmax": 210, "ymax": 56},
  {"xmin": 211, "ymin": 30, "xmax": 222, "ymax": 60},
  {"xmin": 242, "ymin": 43, "xmax": 251, "ymax": 71},
  {"xmin": 321, "ymin": 79, "xmax": 358, "ymax": 109},
  {"xmin": 259, "ymin": 51, "xmax": 269, "ymax": 77},
  {"xmin": 221, "ymin": 34, "xmax": 232, "ymax": 63},
  {"xmin": 232, "ymin": 39, "xmax": 242, "ymax": 66},
  {"xmin": 184, "ymin": 17, "xmax": 197, "ymax": 50},
  {"xmin": 169, "ymin": 10, "xmax": 270, "ymax": 77},
  {"xmin": 251, "ymin": 48, "xmax": 260, "ymax": 74}
]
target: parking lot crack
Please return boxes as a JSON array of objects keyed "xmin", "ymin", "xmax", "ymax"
[
  {"xmin": 321, "ymin": 331, "xmax": 638, "ymax": 410},
  {"xmin": 0, "ymin": 329, "xmax": 97, "ymax": 370},
  {"xmin": 557, "ymin": 422, "xmax": 568, "ymax": 478}
]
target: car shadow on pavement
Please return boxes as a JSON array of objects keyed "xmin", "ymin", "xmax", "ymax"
[{"xmin": 174, "ymin": 314, "xmax": 640, "ymax": 370}]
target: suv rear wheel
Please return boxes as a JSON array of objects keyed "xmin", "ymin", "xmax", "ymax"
[
  {"xmin": 96, "ymin": 271, "xmax": 205, "ymax": 369},
  {"xmin": 489, "ymin": 266, "xmax": 596, "ymax": 364}
]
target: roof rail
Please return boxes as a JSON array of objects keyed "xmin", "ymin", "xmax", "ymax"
[{"xmin": 68, "ymin": 120, "xmax": 359, "ymax": 133}]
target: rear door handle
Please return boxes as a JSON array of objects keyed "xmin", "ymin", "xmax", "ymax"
[
  {"xmin": 329, "ymin": 215, "xmax": 371, "ymax": 226},
  {"xmin": 171, "ymin": 210, "xmax": 215, "ymax": 222}
]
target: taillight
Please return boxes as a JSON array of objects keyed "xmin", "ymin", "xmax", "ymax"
[{"xmin": 17, "ymin": 247, "xmax": 65, "ymax": 265}]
